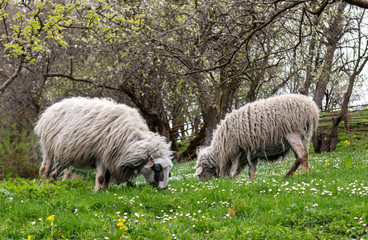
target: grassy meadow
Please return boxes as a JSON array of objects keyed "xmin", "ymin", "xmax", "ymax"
[{"xmin": 1, "ymin": 137, "xmax": 368, "ymax": 239}]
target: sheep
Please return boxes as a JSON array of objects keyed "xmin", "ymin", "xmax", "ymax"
[
  {"xmin": 194, "ymin": 94, "xmax": 319, "ymax": 182},
  {"xmin": 35, "ymin": 97, "xmax": 173, "ymax": 192}
]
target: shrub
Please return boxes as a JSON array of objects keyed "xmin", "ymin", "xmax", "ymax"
[{"xmin": 0, "ymin": 125, "xmax": 40, "ymax": 179}]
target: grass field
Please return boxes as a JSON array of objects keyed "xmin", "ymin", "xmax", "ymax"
[{"xmin": 1, "ymin": 141, "xmax": 368, "ymax": 239}]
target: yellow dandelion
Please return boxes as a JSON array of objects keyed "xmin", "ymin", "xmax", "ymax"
[
  {"xmin": 47, "ymin": 215, "xmax": 55, "ymax": 221},
  {"xmin": 117, "ymin": 219, "xmax": 128, "ymax": 231},
  {"xmin": 28, "ymin": 236, "xmax": 31, "ymax": 240}
]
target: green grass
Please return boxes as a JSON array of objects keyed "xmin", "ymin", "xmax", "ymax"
[{"xmin": 1, "ymin": 150, "xmax": 368, "ymax": 240}]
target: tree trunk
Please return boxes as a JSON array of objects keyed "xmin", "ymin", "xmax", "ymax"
[
  {"xmin": 313, "ymin": 2, "xmax": 346, "ymax": 109},
  {"xmin": 301, "ymin": 15, "xmax": 320, "ymax": 96}
]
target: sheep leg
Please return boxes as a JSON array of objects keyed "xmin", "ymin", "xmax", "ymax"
[
  {"xmin": 61, "ymin": 166, "xmax": 72, "ymax": 181},
  {"xmin": 49, "ymin": 165, "xmax": 64, "ymax": 181},
  {"xmin": 248, "ymin": 159, "xmax": 258, "ymax": 181},
  {"xmin": 102, "ymin": 169, "xmax": 111, "ymax": 190},
  {"xmin": 94, "ymin": 164, "xmax": 105, "ymax": 192},
  {"xmin": 284, "ymin": 133, "xmax": 308, "ymax": 178},
  {"xmin": 39, "ymin": 151, "xmax": 53, "ymax": 179},
  {"xmin": 229, "ymin": 152, "xmax": 242, "ymax": 179}
]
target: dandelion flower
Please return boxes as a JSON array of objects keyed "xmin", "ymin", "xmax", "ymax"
[
  {"xmin": 117, "ymin": 218, "xmax": 128, "ymax": 231},
  {"xmin": 47, "ymin": 215, "xmax": 55, "ymax": 221},
  {"xmin": 28, "ymin": 236, "xmax": 31, "ymax": 240}
]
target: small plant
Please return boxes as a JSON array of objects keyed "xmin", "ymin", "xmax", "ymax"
[
  {"xmin": 47, "ymin": 215, "xmax": 55, "ymax": 239},
  {"xmin": 324, "ymin": 159, "xmax": 331, "ymax": 167}
]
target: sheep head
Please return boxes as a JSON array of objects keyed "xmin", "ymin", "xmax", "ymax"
[
  {"xmin": 141, "ymin": 157, "xmax": 173, "ymax": 189},
  {"xmin": 194, "ymin": 147, "xmax": 219, "ymax": 182}
]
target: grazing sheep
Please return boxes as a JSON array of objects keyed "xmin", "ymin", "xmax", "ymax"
[
  {"xmin": 194, "ymin": 94, "xmax": 319, "ymax": 182},
  {"xmin": 35, "ymin": 97, "xmax": 173, "ymax": 192}
]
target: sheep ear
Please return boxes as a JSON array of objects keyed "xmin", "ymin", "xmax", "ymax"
[
  {"xmin": 194, "ymin": 166, "xmax": 203, "ymax": 176},
  {"xmin": 144, "ymin": 158, "xmax": 154, "ymax": 168}
]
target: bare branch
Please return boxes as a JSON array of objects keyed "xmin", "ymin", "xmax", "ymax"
[
  {"xmin": 304, "ymin": 0, "xmax": 329, "ymax": 15},
  {"xmin": 184, "ymin": 1, "xmax": 305, "ymax": 75},
  {"xmin": 343, "ymin": 0, "xmax": 368, "ymax": 9},
  {"xmin": 0, "ymin": 61, "xmax": 23, "ymax": 95}
]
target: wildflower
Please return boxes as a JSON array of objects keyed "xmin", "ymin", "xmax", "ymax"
[
  {"xmin": 47, "ymin": 215, "xmax": 55, "ymax": 221},
  {"xmin": 343, "ymin": 140, "xmax": 351, "ymax": 145},
  {"xmin": 28, "ymin": 236, "xmax": 31, "ymax": 240},
  {"xmin": 227, "ymin": 208, "xmax": 237, "ymax": 217},
  {"xmin": 117, "ymin": 218, "xmax": 128, "ymax": 231}
]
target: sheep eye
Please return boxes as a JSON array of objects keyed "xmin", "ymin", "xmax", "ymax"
[{"xmin": 153, "ymin": 164, "xmax": 162, "ymax": 172}]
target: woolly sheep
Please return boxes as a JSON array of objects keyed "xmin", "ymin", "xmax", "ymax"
[
  {"xmin": 35, "ymin": 97, "xmax": 173, "ymax": 192},
  {"xmin": 194, "ymin": 94, "xmax": 319, "ymax": 181}
]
